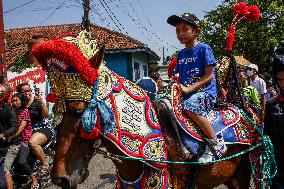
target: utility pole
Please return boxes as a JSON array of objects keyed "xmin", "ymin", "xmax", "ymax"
[
  {"xmin": 82, "ymin": 0, "xmax": 91, "ymax": 33},
  {"xmin": 0, "ymin": 0, "xmax": 6, "ymax": 77}
]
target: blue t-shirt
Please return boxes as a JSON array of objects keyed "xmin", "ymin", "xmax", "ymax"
[{"xmin": 174, "ymin": 43, "xmax": 217, "ymax": 100}]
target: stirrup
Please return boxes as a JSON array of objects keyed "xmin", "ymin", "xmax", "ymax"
[{"xmin": 204, "ymin": 138, "xmax": 219, "ymax": 160}]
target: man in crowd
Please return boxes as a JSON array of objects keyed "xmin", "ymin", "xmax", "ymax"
[
  {"xmin": 0, "ymin": 84, "xmax": 18, "ymax": 189},
  {"xmin": 264, "ymin": 46, "xmax": 284, "ymax": 188},
  {"xmin": 246, "ymin": 63, "xmax": 267, "ymax": 119}
]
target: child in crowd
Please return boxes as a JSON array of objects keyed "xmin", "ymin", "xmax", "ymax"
[
  {"xmin": 167, "ymin": 13, "xmax": 226, "ymax": 162},
  {"xmin": 4, "ymin": 93, "xmax": 38, "ymax": 189}
]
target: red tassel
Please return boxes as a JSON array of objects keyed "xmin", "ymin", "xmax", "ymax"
[
  {"xmin": 46, "ymin": 93, "xmax": 57, "ymax": 103},
  {"xmin": 226, "ymin": 25, "xmax": 235, "ymax": 52},
  {"xmin": 246, "ymin": 5, "xmax": 261, "ymax": 23},
  {"xmin": 167, "ymin": 56, "xmax": 177, "ymax": 78},
  {"xmin": 233, "ymin": 2, "xmax": 249, "ymax": 20},
  {"xmin": 32, "ymin": 39, "xmax": 99, "ymax": 86}
]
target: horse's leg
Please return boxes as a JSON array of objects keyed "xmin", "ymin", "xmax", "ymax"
[
  {"xmin": 224, "ymin": 154, "xmax": 251, "ymax": 189},
  {"xmin": 103, "ymin": 140, "xmax": 144, "ymax": 182},
  {"xmin": 166, "ymin": 163, "xmax": 192, "ymax": 189},
  {"xmin": 195, "ymin": 183, "xmax": 214, "ymax": 189},
  {"xmin": 196, "ymin": 146, "xmax": 244, "ymax": 188}
]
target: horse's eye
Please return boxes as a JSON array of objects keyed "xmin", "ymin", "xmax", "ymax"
[{"xmin": 72, "ymin": 109, "xmax": 85, "ymax": 118}]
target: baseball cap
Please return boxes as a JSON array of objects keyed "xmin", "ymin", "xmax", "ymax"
[
  {"xmin": 247, "ymin": 64, "xmax": 258, "ymax": 72},
  {"xmin": 167, "ymin": 13, "xmax": 201, "ymax": 28}
]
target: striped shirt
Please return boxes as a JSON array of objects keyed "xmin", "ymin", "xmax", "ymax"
[{"xmin": 17, "ymin": 109, "xmax": 33, "ymax": 142}]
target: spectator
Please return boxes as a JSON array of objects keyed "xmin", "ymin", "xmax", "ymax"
[
  {"xmin": 4, "ymin": 93, "xmax": 38, "ymax": 189},
  {"xmin": 0, "ymin": 84, "xmax": 18, "ymax": 189},
  {"xmin": 246, "ymin": 64, "xmax": 267, "ymax": 119},
  {"xmin": 149, "ymin": 72, "xmax": 163, "ymax": 92},
  {"xmin": 266, "ymin": 79, "xmax": 278, "ymax": 101},
  {"xmin": 264, "ymin": 46, "xmax": 284, "ymax": 188},
  {"xmin": 17, "ymin": 83, "xmax": 54, "ymax": 175},
  {"xmin": 239, "ymin": 70, "xmax": 261, "ymax": 116}
]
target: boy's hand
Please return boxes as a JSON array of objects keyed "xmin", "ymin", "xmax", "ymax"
[{"xmin": 180, "ymin": 84, "xmax": 194, "ymax": 94}]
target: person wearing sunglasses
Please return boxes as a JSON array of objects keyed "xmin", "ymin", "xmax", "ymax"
[
  {"xmin": 264, "ymin": 46, "xmax": 284, "ymax": 189},
  {"xmin": 246, "ymin": 63, "xmax": 267, "ymax": 119}
]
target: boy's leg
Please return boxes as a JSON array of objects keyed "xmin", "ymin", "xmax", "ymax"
[
  {"xmin": 18, "ymin": 143, "xmax": 38, "ymax": 186},
  {"xmin": 182, "ymin": 92, "xmax": 226, "ymax": 162},
  {"xmin": 185, "ymin": 110, "xmax": 216, "ymax": 139},
  {"xmin": 3, "ymin": 145, "xmax": 20, "ymax": 189},
  {"xmin": 4, "ymin": 172, "xmax": 13, "ymax": 189},
  {"xmin": 18, "ymin": 143, "xmax": 33, "ymax": 175}
]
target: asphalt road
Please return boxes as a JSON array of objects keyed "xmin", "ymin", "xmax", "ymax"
[{"xmin": 47, "ymin": 153, "xmax": 236, "ymax": 189}]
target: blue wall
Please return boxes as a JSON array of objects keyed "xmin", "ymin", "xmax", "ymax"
[{"xmin": 104, "ymin": 52, "xmax": 130, "ymax": 80}]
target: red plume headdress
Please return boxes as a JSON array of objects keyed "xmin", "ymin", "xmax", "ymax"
[{"xmin": 226, "ymin": 2, "xmax": 261, "ymax": 51}]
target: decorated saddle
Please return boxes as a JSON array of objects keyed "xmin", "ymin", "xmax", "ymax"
[
  {"xmin": 171, "ymin": 83, "xmax": 254, "ymax": 156},
  {"xmin": 32, "ymin": 30, "xmax": 167, "ymax": 171},
  {"xmin": 83, "ymin": 68, "xmax": 167, "ymax": 169}
]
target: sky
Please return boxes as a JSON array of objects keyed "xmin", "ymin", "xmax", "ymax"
[{"xmin": 3, "ymin": 0, "xmax": 223, "ymax": 60}]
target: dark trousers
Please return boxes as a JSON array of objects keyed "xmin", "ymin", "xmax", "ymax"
[
  {"xmin": 18, "ymin": 143, "xmax": 32, "ymax": 174},
  {"xmin": 271, "ymin": 176, "xmax": 284, "ymax": 189},
  {"xmin": 0, "ymin": 156, "xmax": 6, "ymax": 189}
]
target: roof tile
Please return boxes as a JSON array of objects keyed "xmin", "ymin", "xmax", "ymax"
[{"xmin": 4, "ymin": 23, "xmax": 156, "ymax": 65}]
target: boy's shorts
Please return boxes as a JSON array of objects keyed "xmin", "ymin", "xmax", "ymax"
[{"xmin": 183, "ymin": 92, "xmax": 216, "ymax": 117}]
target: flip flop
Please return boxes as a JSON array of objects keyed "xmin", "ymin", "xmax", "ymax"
[
  {"xmin": 39, "ymin": 166, "xmax": 50, "ymax": 178},
  {"xmin": 31, "ymin": 183, "xmax": 40, "ymax": 189}
]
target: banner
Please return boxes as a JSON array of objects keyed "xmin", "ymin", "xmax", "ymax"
[{"xmin": 7, "ymin": 68, "xmax": 45, "ymax": 91}]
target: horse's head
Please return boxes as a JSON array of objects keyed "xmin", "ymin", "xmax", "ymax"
[{"xmin": 32, "ymin": 31, "xmax": 107, "ymax": 188}]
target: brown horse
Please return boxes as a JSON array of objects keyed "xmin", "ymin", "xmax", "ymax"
[
  {"xmin": 154, "ymin": 99, "xmax": 252, "ymax": 189},
  {"xmin": 50, "ymin": 98, "xmax": 252, "ymax": 189},
  {"xmin": 32, "ymin": 31, "xmax": 252, "ymax": 189},
  {"xmin": 52, "ymin": 100, "xmax": 146, "ymax": 189}
]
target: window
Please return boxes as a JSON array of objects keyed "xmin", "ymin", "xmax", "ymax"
[
  {"xmin": 143, "ymin": 65, "xmax": 147, "ymax": 77},
  {"xmin": 134, "ymin": 62, "xmax": 140, "ymax": 81}
]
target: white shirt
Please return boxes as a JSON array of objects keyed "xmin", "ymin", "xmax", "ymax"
[{"xmin": 250, "ymin": 76, "xmax": 267, "ymax": 99}]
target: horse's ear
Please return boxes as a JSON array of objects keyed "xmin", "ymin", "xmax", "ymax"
[{"xmin": 89, "ymin": 45, "xmax": 105, "ymax": 69}]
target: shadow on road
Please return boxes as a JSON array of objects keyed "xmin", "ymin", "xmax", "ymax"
[{"xmin": 93, "ymin": 174, "xmax": 116, "ymax": 189}]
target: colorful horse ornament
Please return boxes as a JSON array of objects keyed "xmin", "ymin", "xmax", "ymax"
[
  {"xmin": 33, "ymin": 30, "xmax": 168, "ymax": 189},
  {"xmin": 140, "ymin": 79, "xmax": 256, "ymax": 189}
]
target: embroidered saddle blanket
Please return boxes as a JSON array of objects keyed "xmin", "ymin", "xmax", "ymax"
[
  {"xmin": 81, "ymin": 67, "xmax": 167, "ymax": 169},
  {"xmin": 171, "ymin": 83, "xmax": 253, "ymax": 150}
]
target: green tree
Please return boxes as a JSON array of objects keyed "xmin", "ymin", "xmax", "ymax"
[{"xmin": 200, "ymin": 0, "xmax": 284, "ymax": 74}]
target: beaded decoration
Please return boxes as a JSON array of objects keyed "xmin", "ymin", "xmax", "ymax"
[
  {"xmin": 33, "ymin": 30, "xmax": 168, "ymax": 171},
  {"xmin": 171, "ymin": 83, "xmax": 252, "ymax": 145}
]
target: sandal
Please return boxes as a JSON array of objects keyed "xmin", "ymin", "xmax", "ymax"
[
  {"xmin": 31, "ymin": 183, "xmax": 40, "ymax": 189},
  {"xmin": 39, "ymin": 166, "xmax": 50, "ymax": 178}
]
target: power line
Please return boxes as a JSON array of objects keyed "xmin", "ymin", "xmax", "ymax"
[
  {"xmin": 7, "ymin": 5, "xmax": 80, "ymax": 13},
  {"xmin": 4, "ymin": 0, "xmax": 37, "ymax": 13},
  {"xmin": 124, "ymin": 0, "xmax": 163, "ymax": 51},
  {"xmin": 41, "ymin": 1, "xmax": 66, "ymax": 24},
  {"xmin": 90, "ymin": 4, "xmax": 112, "ymax": 28},
  {"xmin": 135, "ymin": 0, "xmax": 178, "ymax": 51},
  {"xmin": 108, "ymin": 0, "xmax": 162, "ymax": 52},
  {"xmin": 97, "ymin": 0, "xmax": 129, "ymax": 35}
]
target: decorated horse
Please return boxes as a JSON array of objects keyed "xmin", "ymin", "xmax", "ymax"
[
  {"xmin": 31, "ymin": 3, "xmax": 276, "ymax": 189},
  {"xmin": 32, "ymin": 32, "xmax": 256, "ymax": 189}
]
